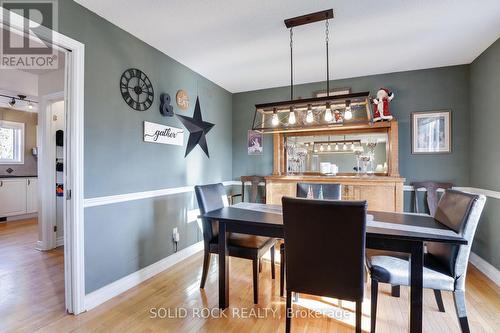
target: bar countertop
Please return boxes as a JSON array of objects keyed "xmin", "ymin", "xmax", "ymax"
[{"xmin": 265, "ymin": 174, "xmax": 405, "ymax": 183}]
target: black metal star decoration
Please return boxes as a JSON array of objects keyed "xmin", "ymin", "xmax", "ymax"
[{"xmin": 176, "ymin": 96, "xmax": 215, "ymax": 158}]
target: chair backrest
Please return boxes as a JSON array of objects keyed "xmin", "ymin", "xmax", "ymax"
[
  {"xmin": 241, "ymin": 176, "xmax": 266, "ymax": 203},
  {"xmin": 296, "ymin": 183, "xmax": 342, "ymax": 200},
  {"xmin": 427, "ymin": 190, "xmax": 486, "ymax": 288},
  {"xmin": 282, "ymin": 196, "xmax": 367, "ymax": 301},
  {"xmin": 412, "ymin": 181, "xmax": 453, "ymax": 216},
  {"xmin": 194, "ymin": 183, "xmax": 228, "ymax": 244}
]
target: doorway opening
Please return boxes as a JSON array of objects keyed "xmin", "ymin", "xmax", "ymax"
[{"xmin": 0, "ymin": 7, "xmax": 86, "ymax": 320}]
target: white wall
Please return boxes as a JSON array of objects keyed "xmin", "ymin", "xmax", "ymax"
[
  {"xmin": 38, "ymin": 69, "xmax": 65, "ymax": 97},
  {"xmin": 0, "ymin": 69, "xmax": 38, "ymax": 96}
]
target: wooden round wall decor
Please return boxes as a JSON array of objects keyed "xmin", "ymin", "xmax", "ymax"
[
  {"xmin": 176, "ymin": 90, "xmax": 189, "ymax": 110},
  {"xmin": 120, "ymin": 68, "xmax": 154, "ymax": 111}
]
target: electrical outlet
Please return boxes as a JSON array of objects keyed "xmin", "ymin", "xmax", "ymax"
[{"xmin": 172, "ymin": 228, "xmax": 179, "ymax": 242}]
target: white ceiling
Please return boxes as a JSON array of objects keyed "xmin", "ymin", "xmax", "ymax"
[{"xmin": 75, "ymin": 0, "xmax": 500, "ymax": 93}]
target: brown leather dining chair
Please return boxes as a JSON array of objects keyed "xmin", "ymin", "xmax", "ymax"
[
  {"xmin": 278, "ymin": 183, "xmax": 342, "ymax": 297},
  {"xmin": 282, "ymin": 197, "xmax": 371, "ymax": 333},
  {"xmin": 195, "ymin": 183, "xmax": 277, "ymax": 304}
]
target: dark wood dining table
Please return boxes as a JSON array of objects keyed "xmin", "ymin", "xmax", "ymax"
[{"xmin": 202, "ymin": 202, "xmax": 467, "ymax": 333}]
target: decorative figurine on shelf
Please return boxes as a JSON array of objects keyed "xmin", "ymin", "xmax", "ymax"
[
  {"xmin": 372, "ymin": 88, "xmax": 394, "ymax": 122},
  {"xmin": 318, "ymin": 186, "xmax": 324, "ymax": 199},
  {"xmin": 307, "ymin": 185, "xmax": 314, "ymax": 199}
]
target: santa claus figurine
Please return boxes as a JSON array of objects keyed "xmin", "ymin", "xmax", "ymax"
[{"xmin": 372, "ymin": 88, "xmax": 394, "ymax": 122}]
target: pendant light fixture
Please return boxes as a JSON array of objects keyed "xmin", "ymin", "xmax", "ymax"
[{"xmin": 252, "ymin": 9, "xmax": 373, "ymax": 133}]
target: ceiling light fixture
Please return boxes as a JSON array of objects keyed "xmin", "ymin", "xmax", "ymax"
[
  {"xmin": 1, "ymin": 93, "xmax": 38, "ymax": 110},
  {"xmin": 252, "ymin": 9, "xmax": 373, "ymax": 133}
]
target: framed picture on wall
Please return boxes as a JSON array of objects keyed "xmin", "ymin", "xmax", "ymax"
[
  {"xmin": 411, "ymin": 110, "xmax": 451, "ymax": 154},
  {"xmin": 247, "ymin": 130, "xmax": 263, "ymax": 155}
]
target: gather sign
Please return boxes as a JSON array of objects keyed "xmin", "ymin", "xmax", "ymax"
[{"xmin": 143, "ymin": 121, "xmax": 184, "ymax": 146}]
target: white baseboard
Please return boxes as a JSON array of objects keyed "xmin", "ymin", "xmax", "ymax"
[
  {"xmin": 56, "ymin": 236, "xmax": 64, "ymax": 247},
  {"xmin": 6, "ymin": 213, "xmax": 38, "ymax": 221},
  {"xmin": 469, "ymin": 252, "xmax": 500, "ymax": 286},
  {"xmin": 35, "ymin": 240, "xmax": 50, "ymax": 251},
  {"xmin": 85, "ymin": 241, "xmax": 204, "ymax": 311}
]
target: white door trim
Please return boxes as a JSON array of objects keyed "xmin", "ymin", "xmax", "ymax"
[{"xmin": 0, "ymin": 8, "xmax": 86, "ymax": 314}]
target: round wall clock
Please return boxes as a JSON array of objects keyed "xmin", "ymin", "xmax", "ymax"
[
  {"xmin": 176, "ymin": 89, "xmax": 189, "ymax": 110},
  {"xmin": 120, "ymin": 68, "xmax": 154, "ymax": 111}
]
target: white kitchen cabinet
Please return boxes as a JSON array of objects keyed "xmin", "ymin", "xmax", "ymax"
[
  {"xmin": 26, "ymin": 178, "xmax": 38, "ymax": 214},
  {"xmin": 0, "ymin": 179, "xmax": 27, "ymax": 217}
]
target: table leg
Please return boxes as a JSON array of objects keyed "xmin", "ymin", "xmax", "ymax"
[
  {"xmin": 409, "ymin": 241, "xmax": 424, "ymax": 333},
  {"xmin": 219, "ymin": 221, "xmax": 229, "ymax": 309}
]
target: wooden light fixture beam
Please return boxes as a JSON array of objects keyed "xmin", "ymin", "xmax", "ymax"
[{"xmin": 284, "ymin": 9, "xmax": 334, "ymax": 28}]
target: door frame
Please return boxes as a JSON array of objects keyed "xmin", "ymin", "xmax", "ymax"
[{"xmin": 0, "ymin": 8, "xmax": 86, "ymax": 314}]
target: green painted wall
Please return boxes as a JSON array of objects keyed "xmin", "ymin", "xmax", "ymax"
[
  {"xmin": 55, "ymin": 0, "xmax": 233, "ymax": 293},
  {"xmin": 470, "ymin": 38, "xmax": 500, "ymax": 269},
  {"xmin": 233, "ymin": 66, "xmax": 471, "ymax": 186}
]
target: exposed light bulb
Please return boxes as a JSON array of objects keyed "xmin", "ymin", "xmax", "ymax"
[
  {"xmin": 306, "ymin": 104, "xmax": 313, "ymax": 123},
  {"xmin": 327, "ymin": 144, "xmax": 331, "ymax": 151},
  {"xmin": 343, "ymin": 143, "xmax": 348, "ymax": 151},
  {"xmin": 27, "ymin": 102, "xmax": 33, "ymax": 110},
  {"xmin": 288, "ymin": 108, "xmax": 296, "ymax": 125},
  {"xmin": 271, "ymin": 109, "xmax": 279, "ymax": 126},
  {"xmin": 324, "ymin": 103, "xmax": 333, "ymax": 122},
  {"xmin": 320, "ymin": 144, "xmax": 324, "ymax": 152},
  {"xmin": 335, "ymin": 144, "xmax": 339, "ymax": 151},
  {"xmin": 351, "ymin": 143, "xmax": 355, "ymax": 150}
]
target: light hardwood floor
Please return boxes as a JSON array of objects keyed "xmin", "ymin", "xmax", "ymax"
[
  {"xmin": 0, "ymin": 219, "xmax": 65, "ymax": 333},
  {"xmin": 2, "ymin": 219, "xmax": 499, "ymax": 332}
]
